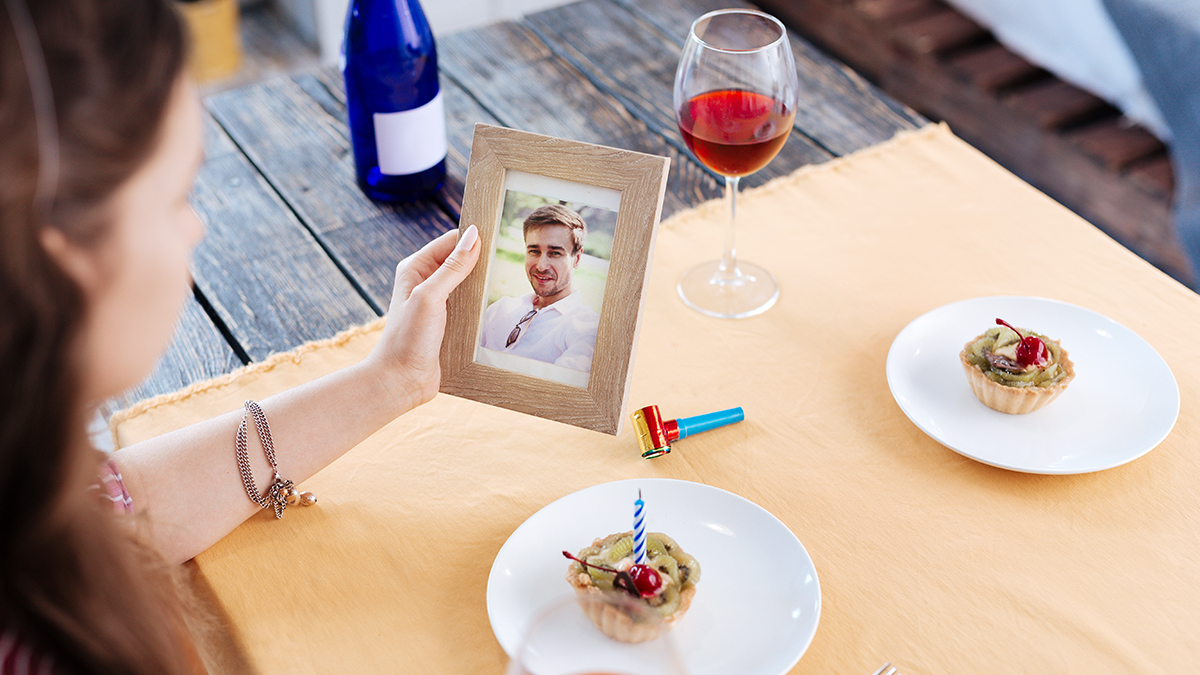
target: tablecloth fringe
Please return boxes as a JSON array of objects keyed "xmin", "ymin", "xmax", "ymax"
[
  {"xmin": 108, "ymin": 316, "xmax": 387, "ymax": 447},
  {"xmin": 659, "ymin": 122, "xmax": 950, "ymax": 232}
]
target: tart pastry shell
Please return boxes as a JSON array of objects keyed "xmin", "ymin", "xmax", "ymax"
[
  {"xmin": 566, "ymin": 569, "xmax": 696, "ymax": 643},
  {"xmin": 959, "ymin": 336, "xmax": 1075, "ymax": 414}
]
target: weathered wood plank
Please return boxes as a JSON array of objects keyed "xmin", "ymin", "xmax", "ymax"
[
  {"xmin": 1128, "ymin": 155, "xmax": 1174, "ymax": 198},
  {"xmin": 1068, "ymin": 117, "xmax": 1166, "ymax": 170},
  {"xmin": 524, "ymin": 0, "xmax": 831, "ymax": 172},
  {"xmin": 521, "ymin": 0, "xmax": 824, "ymax": 178},
  {"xmin": 857, "ymin": 0, "xmax": 939, "ymax": 22},
  {"xmin": 206, "ymin": 79, "xmax": 449, "ymax": 311},
  {"xmin": 190, "ymin": 113, "xmax": 377, "ymax": 360},
  {"xmin": 206, "ymin": 71, "xmax": 499, "ymax": 310},
  {"xmin": 614, "ymin": 0, "xmax": 926, "ymax": 156},
  {"xmin": 99, "ymin": 294, "xmax": 243, "ymax": 418},
  {"xmin": 1003, "ymin": 79, "xmax": 1107, "ymax": 130},
  {"xmin": 946, "ymin": 42, "xmax": 1040, "ymax": 92},
  {"xmin": 438, "ymin": 19, "xmax": 726, "ymax": 216},
  {"xmin": 890, "ymin": 7, "xmax": 987, "ymax": 56}
]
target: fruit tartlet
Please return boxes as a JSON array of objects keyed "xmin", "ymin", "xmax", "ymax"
[
  {"xmin": 564, "ymin": 531, "xmax": 700, "ymax": 643},
  {"xmin": 960, "ymin": 318, "xmax": 1075, "ymax": 414}
]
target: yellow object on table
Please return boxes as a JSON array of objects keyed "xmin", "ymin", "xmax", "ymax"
[
  {"xmin": 178, "ymin": 0, "xmax": 242, "ymax": 83},
  {"xmin": 113, "ymin": 125, "xmax": 1200, "ymax": 674}
]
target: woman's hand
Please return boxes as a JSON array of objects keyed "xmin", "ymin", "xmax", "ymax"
[{"xmin": 365, "ymin": 225, "xmax": 480, "ymax": 413}]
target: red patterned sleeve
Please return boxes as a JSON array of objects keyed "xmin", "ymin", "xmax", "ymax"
[
  {"xmin": 93, "ymin": 459, "xmax": 134, "ymax": 515},
  {"xmin": 0, "ymin": 462, "xmax": 133, "ymax": 674},
  {"xmin": 0, "ymin": 625, "xmax": 58, "ymax": 675}
]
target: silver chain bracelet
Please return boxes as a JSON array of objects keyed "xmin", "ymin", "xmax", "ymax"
[{"xmin": 235, "ymin": 400, "xmax": 316, "ymax": 518}]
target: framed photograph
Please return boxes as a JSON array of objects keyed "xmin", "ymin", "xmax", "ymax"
[{"xmin": 440, "ymin": 124, "xmax": 670, "ymax": 435}]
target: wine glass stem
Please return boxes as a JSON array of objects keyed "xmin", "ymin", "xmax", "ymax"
[{"xmin": 717, "ymin": 175, "xmax": 741, "ymax": 283}]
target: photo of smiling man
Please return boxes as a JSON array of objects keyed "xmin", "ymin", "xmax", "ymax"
[{"xmin": 480, "ymin": 203, "xmax": 602, "ymax": 377}]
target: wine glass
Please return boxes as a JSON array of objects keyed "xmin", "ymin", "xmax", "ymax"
[
  {"xmin": 674, "ymin": 9, "xmax": 799, "ymax": 319},
  {"xmin": 505, "ymin": 594, "xmax": 688, "ymax": 675}
]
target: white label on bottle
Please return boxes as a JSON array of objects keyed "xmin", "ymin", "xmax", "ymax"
[{"xmin": 373, "ymin": 92, "xmax": 447, "ymax": 176}]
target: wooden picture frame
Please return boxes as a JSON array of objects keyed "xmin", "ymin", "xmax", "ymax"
[{"xmin": 439, "ymin": 124, "xmax": 670, "ymax": 435}]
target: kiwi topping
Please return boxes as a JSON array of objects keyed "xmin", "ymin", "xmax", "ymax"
[
  {"xmin": 567, "ymin": 531, "xmax": 700, "ymax": 617},
  {"xmin": 964, "ymin": 325, "xmax": 1068, "ymax": 388}
]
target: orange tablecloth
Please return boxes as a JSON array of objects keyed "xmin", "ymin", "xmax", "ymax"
[{"xmin": 114, "ymin": 125, "xmax": 1200, "ymax": 674}]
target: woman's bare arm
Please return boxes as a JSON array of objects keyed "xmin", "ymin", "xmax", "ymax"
[{"xmin": 113, "ymin": 226, "xmax": 479, "ymax": 563}]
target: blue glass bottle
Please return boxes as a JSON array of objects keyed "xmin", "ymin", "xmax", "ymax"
[{"xmin": 342, "ymin": 0, "xmax": 446, "ymax": 202}]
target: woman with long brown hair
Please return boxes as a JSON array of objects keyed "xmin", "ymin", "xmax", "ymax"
[{"xmin": 0, "ymin": 0, "xmax": 480, "ymax": 672}]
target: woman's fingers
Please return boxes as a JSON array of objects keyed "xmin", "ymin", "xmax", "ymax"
[
  {"xmin": 390, "ymin": 226, "xmax": 479, "ymax": 305},
  {"xmin": 423, "ymin": 225, "xmax": 479, "ymax": 294}
]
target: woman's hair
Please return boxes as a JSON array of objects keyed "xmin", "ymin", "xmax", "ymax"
[{"xmin": 0, "ymin": 1, "xmax": 199, "ymax": 672}]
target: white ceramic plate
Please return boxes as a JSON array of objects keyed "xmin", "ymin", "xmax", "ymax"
[
  {"xmin": 486, "ymin": 478, "xmax": 820, "ymax": 675},
  {"xmin": 886, "ymin": 296, "xmax": 1179, "ymax": 474}
]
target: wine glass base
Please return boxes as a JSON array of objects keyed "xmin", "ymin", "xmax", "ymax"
[{"xmin": 677, "ymin": 260, "xmax": 779, "ymax": 319}]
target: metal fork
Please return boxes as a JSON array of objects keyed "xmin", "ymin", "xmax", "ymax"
[{"xmin": 871, "ymin": 663, "xmax": 900, "ymax": 675}]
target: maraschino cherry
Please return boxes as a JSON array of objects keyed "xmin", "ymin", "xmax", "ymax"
[
  {"xmin": 563, "ymin": 551, "xmax": 663, "ymax": 598},
  {"xmin": 995, "ymin": 318, "xmax": 1049, "ymax": 368},
  {"xmin": 626, "ymin": 564, "xmax": 662, "ymax": 597}
]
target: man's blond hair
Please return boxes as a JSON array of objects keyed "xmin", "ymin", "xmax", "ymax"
[{"xmin": 523, "ymin": 204, "xmax": 587, "ymax": 254}]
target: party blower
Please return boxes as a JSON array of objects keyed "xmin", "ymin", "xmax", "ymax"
[{"xmin": 631, "ymin": 405, "xmax": 745, "ymax": 458}]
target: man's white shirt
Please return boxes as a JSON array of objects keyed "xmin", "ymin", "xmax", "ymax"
[{"xmin": 480, "ymin": 291, "xmax": 599, "ymax": 373}]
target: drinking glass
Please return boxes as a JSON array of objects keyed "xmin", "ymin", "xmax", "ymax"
[
  {"xmin": 673, "ymin": 9, "xmax": 799, "ymax": 318},
  {"xmin": 505, "ymin": 594, "xmax": 688, "ymax": 675}
]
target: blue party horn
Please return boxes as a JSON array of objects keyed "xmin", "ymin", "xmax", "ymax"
[{"xmin": 630, "ymin": 405, "xmax": 745, "ymax": 458}]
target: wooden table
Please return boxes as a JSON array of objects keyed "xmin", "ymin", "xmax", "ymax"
[
  {"xmin": 104, "ymin": 0, "xmax": 925, "ymax": 415},
  {"xmin": 112, "ymin": 1, "xmax": 1200, "ymax": 672}
]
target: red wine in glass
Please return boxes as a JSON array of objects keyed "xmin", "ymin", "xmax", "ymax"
[
  {"xmin": 678, "ymin": 89, "xmax": 795, "ymax": 178},
  {"xmin": 672, "ymin": 9, "xmax": 799, "ymax": 319}
]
